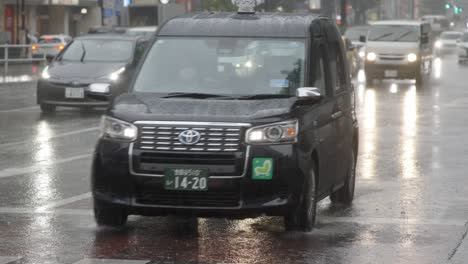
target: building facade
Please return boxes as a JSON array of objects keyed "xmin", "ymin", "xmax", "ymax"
[{"xmin": 0, "ymin": 0, "xmax": 101, "ymax": 43}]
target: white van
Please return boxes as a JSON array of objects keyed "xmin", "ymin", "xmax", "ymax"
[{"xmin": 363, "ymin": 20, "xmax": 432, "ymax": 87}]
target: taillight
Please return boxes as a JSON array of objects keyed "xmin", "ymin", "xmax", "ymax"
[
  {"xmin": 57, "ymin": 45, "xmax": 65, "ymax": 50},
  {"xmin": 31, "ymin": 45, "xmax": 38, "ymax": 51}
]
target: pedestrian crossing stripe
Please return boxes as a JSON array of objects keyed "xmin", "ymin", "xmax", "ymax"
[{"xmin": 0, "ymin": 256, "xmax": 21, "ymax": 264}]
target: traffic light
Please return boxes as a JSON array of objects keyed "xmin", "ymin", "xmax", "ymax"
[
  {"xmin": 445, "ymin": 3, "xmax": 451, "ymax": 9},
  {"xmin": 454, "ymin": 6, "xmax": 460, "ymax": 14}
]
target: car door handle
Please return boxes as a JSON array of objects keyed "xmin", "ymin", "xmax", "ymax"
[{"xmin": 331, "ymin": 111, "xmax": 343, "ymax": 120}]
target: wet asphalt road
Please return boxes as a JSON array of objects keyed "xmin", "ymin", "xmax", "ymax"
[{"xmin": 0, "ymin": 57, "xmax": 468, "ymax": 264}]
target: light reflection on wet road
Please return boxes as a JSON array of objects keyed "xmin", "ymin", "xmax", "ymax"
[{"xmin": 1, "ymin": 57, "xmax": 468, "ymax": 263}]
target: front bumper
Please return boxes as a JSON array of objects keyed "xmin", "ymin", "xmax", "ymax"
[
  {"xmin": 37, "ymin": 80, "xmax": 111, "ymax": 107},
  {"xmin": 365, "ymin": 62, "xmax": 420, "ymax": 79},
  {"xmin": 92, "ymin": 139, "xmax": 305, "ymax": 218}
]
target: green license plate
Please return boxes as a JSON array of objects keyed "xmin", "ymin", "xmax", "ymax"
[{"xmin": 164, "ymin": 168, "xmax": 209, "ymax": 191}]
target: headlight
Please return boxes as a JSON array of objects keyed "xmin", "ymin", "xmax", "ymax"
[
  {"xmin": 100, "ymin": 116, "xmax": 137, "ymax": 141},
  {"xmin": 366, "ymin": 52, "xmax": 377, "ymax": 61},
  {"xmin": 435, "ymin": 40, "xmax": 442, "ymax": 49},
  {"xmin": 246, "ymin": 120, "xmax": 298, "ymax": 144},
  {"xmin": 41, "ymin": 66, "xmax": 51, "ymax": 79},
  {"xmin": 359, "ymin": 50, "xmax": 366, "ymax": 58},
  {"xmin": 109, "ymin": 67, "xmax": 126, "ymax": 81},
  {"xmin": 407, "ymin": 53, "xmax": 418, "ymax": 62}
]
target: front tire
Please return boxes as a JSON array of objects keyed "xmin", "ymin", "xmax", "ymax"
[
  {"xmin": 94, "ymin": 199, "xmax": 128, "ymax": 228},
  {"xmin": 284, "ymin": 164, "xmax": 318, "ymax": 232},
  {"xmin": 330, "ymin": 150, "xmax": 357, "ymax": 205}
]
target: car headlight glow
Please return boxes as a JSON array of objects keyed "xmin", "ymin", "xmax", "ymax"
[
  {"xmin": 100, "ymin": 116, "xmax": 138, "ymax": 141},
  {"xmin": 435, "ymin": 40, "xmax": 442, "ymax": 49},
  {"xmin": 359, "ymin": 50, "xmax": 366, "ymax": 58},
  {"xmin": 41, "ymin": 66, "xmax": 51, "ymax": 79},
  {"xmin": 109, "ymin": 67, "xmax": 126, "ymax": 81},
  {"xmin": 246, "ymin": 120, "xmax": 298, "ymax": 144},
  {"xmin": 366, "ymin": 52, "xmax": 377, "ymax": 61},
  {"xmin": 407, "ymin": 53, "xmax": 418, "ymax": 62}
]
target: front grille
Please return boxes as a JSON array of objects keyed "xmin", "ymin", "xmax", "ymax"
[
  {"xmin": 378, "ymin": 54, "xmax": 405, "ymax": 61},
  {"xmin": 135, "ymin": 124, "xmax": 245, "ymax": 152},
  {"xmin": 135, "ymin": 190, "xmax": 241, "ymax": 207}
]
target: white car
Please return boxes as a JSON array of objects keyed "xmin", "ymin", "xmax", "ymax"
[
  {"xmin": 32, "ymin": 34, "xmax": 72, "ymax": 59},
  {"xmin": 435, "ymin": 31, "xmax": 462, "ymax": 55},
  {"xmin": 457, "ymin": 32, "xmax": 468, "ymax": 64}
]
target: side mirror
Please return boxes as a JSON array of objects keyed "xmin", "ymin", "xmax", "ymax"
[
  {"xmin": 296, "ymin": 87, "xmax": 322, "ymax": 103},
  {"xmin": 45, "ymin": 54, "xmax": 55, "ymax": 64},
  {"xmin": 359, "ymin": 35, "xmax": 367, "ymax": 43}
]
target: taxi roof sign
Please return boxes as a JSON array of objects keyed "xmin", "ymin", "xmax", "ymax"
[{"xmin": 232, "ymin": 0, "xmax": 257, "ymax": 14}]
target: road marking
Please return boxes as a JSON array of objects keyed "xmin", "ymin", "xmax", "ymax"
[
  {"xmin": 0, "ymin": 256, "xmax": 22, "ymax": 264},
  {"xmin": 37, "ymin": 192, "xmax": 92, "ymax": 211},
  {"xmin": 0, "ymin": 153, "xmax": 92, "ymax": 179},
  {"xmin": 0, "ymin": 127, "xmax": 99, "ymax": 149},
  {"xmin": 73, "ymin": 259, "xmax": 150, "ymax": 264},
  {"xmin": 321, "ymin": 216, "xmax": 467, "ymax": 227},
  {"xmin": 0, "ymin": 106, "xmax": 39, "ymax": 113}
]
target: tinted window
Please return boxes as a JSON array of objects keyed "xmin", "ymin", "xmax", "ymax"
[
  {"xmin": 328, "ymin": 43, "xmax": 346, "ymax": 92},
  {"xmin": 133, "ymin": 37, "xmax": 306, "ymax": 95},
  {"xmin": 368, "ymin": 25, "xmax": 420, "ymax": 42},
  {"xmin": 38, "ymin": 38, "xmax": 61, "ymax": 44},
  {"xmin": 60, "ymin": 39, "xmax": 134, "ymax": 62},
  {"xmin": 314, "ymin": 53, "xmax": 326, "ymax": 95}
]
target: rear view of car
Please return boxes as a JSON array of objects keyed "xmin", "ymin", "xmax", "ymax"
[
  {"xmin": 435, "ymin": 31, "xmax": 462, "ymax": 56},
  {"xmin": 457, "ymin": 32, "xmax": 468, "ymax": 64},
  {"xmin": 32, "ymin": 35, "xmax": 71, "ymax": 59}
]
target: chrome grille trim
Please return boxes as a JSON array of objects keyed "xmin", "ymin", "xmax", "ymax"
[{"xmin": 134, "ymin": 121, "xmax": 250, "ymax": 153}]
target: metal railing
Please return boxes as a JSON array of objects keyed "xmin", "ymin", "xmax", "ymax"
[{"xmin": 0, "ymin": 43, "xmax": 59, "ymax": 72}]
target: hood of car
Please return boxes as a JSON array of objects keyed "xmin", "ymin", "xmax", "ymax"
[
  {"xmin": 109, "ymin": 93, "xmax": 299, "ymax": 124},
  {"xmin": 366, "ymin": 41, "xmax": 419, "ymax": 55},
  {"xmin": 48, "ymin": 61, "xmax": 127, "ymax": 81}
]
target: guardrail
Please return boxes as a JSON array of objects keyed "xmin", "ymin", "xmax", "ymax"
[{"xmin": 0, "ymin": 43, "xmax": 59, "ymax": 72}]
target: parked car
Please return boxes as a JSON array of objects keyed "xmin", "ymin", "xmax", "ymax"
[
  {"xmin": 364, "ymin": 20, "xmax": 432, "ymax": 87},
  {"xmin": 344, "ymin": 25, "xmax": 369, "ymax": 63},
  {"xmin": 457, "ymin": 31, "xmax": 468, "ymax": 64},
  {"xmin": 32, "ymin": 34, "xmax": 72, "ymax": 59},
  {"xmin": 92, "ymin": 10, "xmax": 359, "ymax": 232},
  {"xmin": 37, "ymin": 34, "xmax": 149, "ymax": 113},
  {"xmin": 435, "ymin": 31, "xmax": 463, "ymax": 56}
]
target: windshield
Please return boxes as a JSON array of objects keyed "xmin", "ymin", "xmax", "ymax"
[
  {"xmin": 368, "ymin": 25, "xmax": 420, "ymax": 42},
  {"xmin": 133, "ymin": 37, "xmax": 305, "ymax": 95},
  {"xmin": 345, "ymin": 27, "xmax": 369, "ymax": 41},
  {"xmin": 440, "ymin": 32, "xmax": 462, "ymax": 40},
  {"xmin": 60, "ymin": 39, "xmax": 133, "ymax": 62}
]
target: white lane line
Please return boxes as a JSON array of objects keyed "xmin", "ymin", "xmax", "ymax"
[
  {"xmin": 37, "ymin": 192, "xmax": 92, "ymax": 211},
  {"xmin": 0, "ymin": 256, "xmax": 22, "ymax": 264},
  {"xmin": 0, "ymin": 127, "xmax": 99, "ymax": 149},
  {"xmin": 321, "ymin": 216, "xmax": 467, "ymax": 227},
  {"xmin": 0, "ymin": 153, "xmax": 92, "ymax": 179},
  {"xmin": 0, "ymin": 106, "xmax": 39, "ymax": 113},
  {"xmin": 73, "ymin": 259, "xmax": 150, "ymax": 264}
]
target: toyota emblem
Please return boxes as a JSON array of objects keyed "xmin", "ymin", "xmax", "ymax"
[{"xmin": 178, "ymin": 130, "xmax": 201, "ymax": 145}]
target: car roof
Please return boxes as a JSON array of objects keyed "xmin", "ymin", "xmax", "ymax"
[
  {"xmin": 127, "ymin": 26, "xmax": 158, "ymax": 32},
  {"xmin": 40, "ymin": 34, "xmax": 69, "ymax": 38},
  {"xmin": 75, "ymin": 34, "xmax": 141, "ymax": 41},
  {"xmin": 158, "ymin": 12, "xmax": 321, "ymax": 38},
  {"xmin": 370, "ymin": 20, "xmax": 427, "ymax": 26}
]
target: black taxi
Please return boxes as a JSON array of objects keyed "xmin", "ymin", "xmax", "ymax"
[{"xmin": 92, "ymin": 3, "xmax": 359, "ymax": 232}]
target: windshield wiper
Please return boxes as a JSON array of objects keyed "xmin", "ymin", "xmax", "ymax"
[
  {"xmin": 80, "ymin": 41, "xmax": 86, "ymax": 62},
  {"xmin": 235, "ymin": 94, "xmax": 295, "ymax": 100},
  {"xmin": 161, "ymin": 93, "xmax": 233, "ymax": 99},
  {"xmin": 370, "ymin": 32, "xmax": 394, "ymax": 41},
  {"xmin": 393, "ymin": 31, "xmax": 413, "ymax": 41}
]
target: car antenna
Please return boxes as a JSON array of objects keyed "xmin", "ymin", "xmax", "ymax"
[{"xmin": 232, "ymin": 0, "xmax": 256, "ymax": 14}]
